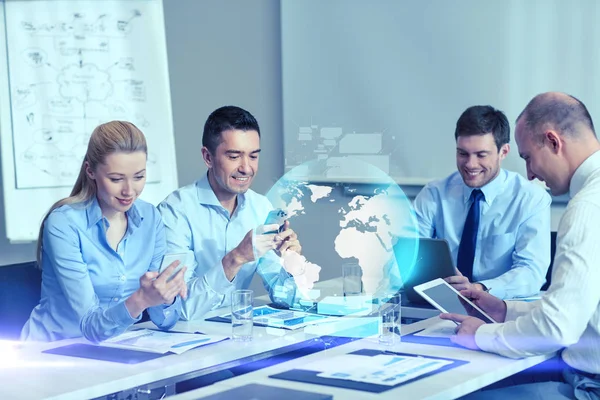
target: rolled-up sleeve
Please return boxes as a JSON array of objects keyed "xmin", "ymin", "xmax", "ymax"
[{"xmin": 158, "ymin": 201, "xmax": 228, "ymax": 321}]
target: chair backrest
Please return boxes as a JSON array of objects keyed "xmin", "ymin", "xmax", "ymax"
[
  {"xmin": 0, "ymin": 261, "xmax": 41, "ymax": 340},
  {"xmin": 541, "ymin": 231, "xmax": 558, "ymax": 291}
]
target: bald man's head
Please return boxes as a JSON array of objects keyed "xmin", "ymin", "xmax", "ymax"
[
  {"xmin": 515, "ymin": 92, "xmax": 600, "ymax": 196},
  {"xmin": 516, "ymin": 92, "xmax": 595, "ymax": 142}
]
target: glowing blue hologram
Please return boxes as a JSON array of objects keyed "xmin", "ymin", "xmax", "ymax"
[{"xmin": 265, "ymin": 157, "xmax": 420, "ymax": 306}]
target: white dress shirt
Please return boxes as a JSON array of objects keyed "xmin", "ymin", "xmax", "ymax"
[{"xmin": 476, "ymin": 150, "xmax": 600, "ymax": 374}]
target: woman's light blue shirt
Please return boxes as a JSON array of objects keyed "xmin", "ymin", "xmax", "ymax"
[{"xmin": 21, "ymin": 198, "xmax": 181, "ymax": 342}]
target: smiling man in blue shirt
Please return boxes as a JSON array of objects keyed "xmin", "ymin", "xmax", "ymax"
[
  {"xmin": 158, "ymin": 106, "xmax": 302, "ymax": 320},
  {"xmin": 413, "ymin": 105, "xmax": 551, "ymax": 299}
]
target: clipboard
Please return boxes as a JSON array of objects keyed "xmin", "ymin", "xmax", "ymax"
[{"xmin": 270, "ymin": 349, "xmax": 468, "ymax": 393}]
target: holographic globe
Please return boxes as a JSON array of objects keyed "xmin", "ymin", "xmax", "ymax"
[{"xmin": 266, "ymin": 157, "xmax": 420, "ymax": 301}]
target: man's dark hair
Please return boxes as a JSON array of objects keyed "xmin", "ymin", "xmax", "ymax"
[
  {"xmin": 202, "ymin": 106, "xmax": 260, "ymax": 153},
  {"xmin": 455, "ymin": 105, "xmax": 510, "ymax": 150},
  {"xmin": 517, "ymin": 94, "xmax": 596, "ymax": 140}
]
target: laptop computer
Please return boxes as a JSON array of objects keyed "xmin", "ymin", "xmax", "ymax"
[{"xmin": 393, "ymin": 237, "xmax": 456, "ymax": 304}]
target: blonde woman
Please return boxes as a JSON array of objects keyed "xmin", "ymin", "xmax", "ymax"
[{"xmin": 21, "ymin": 121, "xmax": 187, "ymax": 342}]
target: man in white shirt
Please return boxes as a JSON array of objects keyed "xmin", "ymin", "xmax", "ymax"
[{"xmin": 440, "ymin": 92, "xmax": 600, "ymax": 399}]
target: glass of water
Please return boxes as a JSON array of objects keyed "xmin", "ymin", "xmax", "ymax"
[
  {"xmin": 342, "ymin": 262, "xmax": 363, "ymax": 296},
  {"xmin": 231, "ymin": 289, "xmax": 253, "ymax": 342},
  {"xmin": 379, "ymin": 300, "xmax": 400, "ymax": 346}
]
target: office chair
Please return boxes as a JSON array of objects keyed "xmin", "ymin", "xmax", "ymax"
[{"xmin": 0, "ymin": 261, "xmax": 42, "ymax": 340}]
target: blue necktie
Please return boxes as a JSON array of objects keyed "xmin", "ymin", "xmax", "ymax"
[{"xmin": 457, "ymin": 189, "xmax": 484, "ymax": 281}]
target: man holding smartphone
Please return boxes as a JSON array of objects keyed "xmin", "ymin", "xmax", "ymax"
[
  {"xmin": 158, "ymin": 106, "xmax": 302, "ymax": 321},
  {"xmin": 441, "ymin": 92, "xmax": 600, "ymax": 399}
]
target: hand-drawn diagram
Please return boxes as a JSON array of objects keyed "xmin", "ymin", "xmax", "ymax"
[{"xmin": 5, "ymin": 1, "xmax": 167, "ymax": 189}]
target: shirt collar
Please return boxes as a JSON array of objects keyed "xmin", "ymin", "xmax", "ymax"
[
  {"xmin": 85, "ymin": 196, "xmax": 143, "ymax": 229},
  {"xmin": 86, "ymin": 197, "xmax": 103, "ymax": 228},
  {"xmin": 196, "ymin": 172, "xmax": 247, "ymax": 210},
  {"xmin": 462, "ymin": 169, "xmax": 507, "ymax": 205},
  {"xmin": 569, "ymin": 150, "xmax": 600, "ymax": 198}
]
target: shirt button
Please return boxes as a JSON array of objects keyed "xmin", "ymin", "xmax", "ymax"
[
  {"xmin": 120, "ymin": 275, "xmax": 126, "ymax": 281},
  {"xmin": 113, "ymin": 297, "xmax": 119, "ymax": 302},
  {"xmin": 165, "ymin": 311, "xmax": 171, "ymax": 316}
]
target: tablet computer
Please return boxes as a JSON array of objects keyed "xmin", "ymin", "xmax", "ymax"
[
  {"xmin": 393, "ymin": 237, "xmax": 456, "ymax": 304},
  {"xmin": 413, "ymin": 278, "xmax": 496, "ymax": 324}
]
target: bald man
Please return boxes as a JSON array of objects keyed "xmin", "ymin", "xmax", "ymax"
[{"xmin": 441, "ymin": 92, "xmax": 600, "ymax": 399}]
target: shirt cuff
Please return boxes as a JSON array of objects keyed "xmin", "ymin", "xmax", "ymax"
[
  {"xmin": 205, "ymin": 261, "xmax": 236, "ymax": 293},
  {"xmin": 478, "ymin": 279, "xmax": 505, "ymax": 299},
  {"xmin": 155, "ymin": 294, "xmax": 181, "ymax": 315},
  {"xmin": 112, "ymin": 300, "xmax": 141, "ymax": 326},
  {"xmin": 148, "ymin": 295, "xmax": 181, "ymax": 328},
  {"xmin": 474, "ymin": 321, "xmax": 502, "ymax": 353},
  {"xmin": 505, "ymin": 299, "xmax": 535, "ymax": 321}
]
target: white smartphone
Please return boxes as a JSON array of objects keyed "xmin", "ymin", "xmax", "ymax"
[
  {"xmin": 158, "ymin": 252, "xmax": 188, "ymax": 281},
  {"xmin": 413, "ymin": 278, "xmax": 497, "ymax": 324},
  {"xmin": 264, "ymin": 209, "xmax": 288, "ymax": 234}
]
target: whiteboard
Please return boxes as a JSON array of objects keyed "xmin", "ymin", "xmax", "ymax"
[
  {"xmin": 281, "ymin": 0, "xmax": 600, "ymax": 185},
  {"xmin": 0, "ymin": 0, "xmax": 178, "ymax": 242}
]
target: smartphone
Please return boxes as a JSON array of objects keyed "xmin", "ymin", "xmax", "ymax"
[
  {"xmin": 414, "ymin": 278, "xmax": 497, "ymax": 324},
  {"xmin": 263, "ymin": 209, "xmax": 288, "ymax": 234},
  {"xmin": 159, "ymin": 252, "xmax": 188, "ymax": 281}
]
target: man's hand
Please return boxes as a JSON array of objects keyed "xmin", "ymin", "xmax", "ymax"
[
  {"xmin": 276, "ymin": 220, "xmax": 302, "ymax": 255},
  {"xmin": 222, "ymin": 225, "xmax": 280, "ymax": 281},
  {"xmin": 444, "ymin": 268, "xmax": 484, "ymax": 292},
  {"xmin": 458, "ymin": 288, "xmax": 507, "ymax": 323},
  {"xmin": 438, "ymin": 313, "xmax": 485, "ymax": 350}
]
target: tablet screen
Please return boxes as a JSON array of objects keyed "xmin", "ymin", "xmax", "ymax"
[{"xmin": 422, "ymin": 284, "xmax": 495, "ymax": 323}]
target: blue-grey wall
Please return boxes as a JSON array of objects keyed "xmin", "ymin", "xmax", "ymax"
[{"xmin": 0, "ymin": 1, "xmax": 566, "ymax": 304}]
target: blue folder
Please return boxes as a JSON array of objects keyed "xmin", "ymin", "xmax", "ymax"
[
  {"xmin": 270, "ymin": 349, "xmax": 468, "ymax": 393},
  {"xmin": 197, "ymin": 383, "xmax": 332, "ymax": 399},
  {"xmin": 42, "ymin": 343, "xmax": 167, "ymax": 364}
]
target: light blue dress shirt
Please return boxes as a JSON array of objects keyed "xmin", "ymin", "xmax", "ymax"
[
  {"xmin": 413, "ymin": 169, "xmax": 551, "ymax": 299},
  {"xmin": 158, "ymin": 174, "xmax": 295, "ymax": 321},
  {"xmin": 21, "ymin": 198, "xmax": 181, "ymax": 342}
]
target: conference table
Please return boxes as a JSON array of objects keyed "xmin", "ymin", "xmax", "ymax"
[
  {"xmin": 169, "ymin": 318, "xmax": 551, "ymax": 400},
  {"xmin": 0, "ymin": 282, "xmax": 552, "ymax": 400}
]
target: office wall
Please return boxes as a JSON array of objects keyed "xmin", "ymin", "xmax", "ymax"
[
  {"xmin": 0, "ymin": 0, "xmax": 567, "ymax": 303},
  {"xmin": 0, "ymin": 0, "xmax": 284, "ymax": 267}
]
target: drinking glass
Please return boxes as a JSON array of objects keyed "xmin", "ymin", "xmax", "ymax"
[{"xmin": 231, "ymin": 289, "xmax": 253, "ymax": 341}]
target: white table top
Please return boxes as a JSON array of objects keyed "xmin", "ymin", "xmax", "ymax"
[
  {"xmin": 0, "ymin": 280, "xmax": 547, "ymax": 400},
  {"xmin": 0, "ymin": 305, "xmax": 386, "ymax": 400},
  {"xmin": 170, "ymin": 318, "xmax": 552, "ymax": 400}
]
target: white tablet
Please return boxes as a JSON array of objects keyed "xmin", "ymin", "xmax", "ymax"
[{"xmin": 414, "ymin": 278, "xmax": 497, "ymax": 324}]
